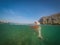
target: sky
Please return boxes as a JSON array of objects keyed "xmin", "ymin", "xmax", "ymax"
[{"xmin": 0, "ymin": 0, "xmax": 60, "ymax": 24}]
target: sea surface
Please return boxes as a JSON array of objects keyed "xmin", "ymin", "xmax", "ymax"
[{"xmin": 0, "ymin": 23, "xmax": 60, "ymax": 45}]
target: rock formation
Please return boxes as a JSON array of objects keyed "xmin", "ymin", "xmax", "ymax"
[{"xmin": 38, "ymin": 13, "xmax": 60, "ymax": 25}]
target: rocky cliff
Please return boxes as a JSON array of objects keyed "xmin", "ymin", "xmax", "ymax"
[{"xmin": 38, "ymin": 13, "xmax": 60, "ymax": 25}]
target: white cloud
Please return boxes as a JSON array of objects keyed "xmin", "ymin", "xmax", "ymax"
[
  {"xmin": 3, "ymin": 9, "xmax": 15, "ymax": 15},
  {"xmin": 0, "ymin": 9, "xmax": 34, "ymax": 24}
]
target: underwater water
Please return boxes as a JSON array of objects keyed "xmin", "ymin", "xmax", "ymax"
[{"xmin": 0, "ymin": 23, "xmax": 60, "ymax": 45}]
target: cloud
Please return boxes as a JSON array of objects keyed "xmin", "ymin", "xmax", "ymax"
[
  {"xmin": 0, "ymin": 9, "xmax": 34, "ymax": 24},
  {"xmin": 3, "ymin": 9, "xmax": 15, "ymax": 15}
]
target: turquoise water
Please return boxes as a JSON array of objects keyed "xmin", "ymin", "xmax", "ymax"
[{"xmin": 0, "ymin": 23, "xmax": 60, "ymax": 45}]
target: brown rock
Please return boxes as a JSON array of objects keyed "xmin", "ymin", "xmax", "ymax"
[{"xmin": 38, "ymin": 13, "xmax": 60, "ymax": 25}]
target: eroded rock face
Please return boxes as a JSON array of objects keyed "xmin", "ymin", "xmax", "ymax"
[{"xmin": 38, "ymin": 13, "xmax": 60, "ymax": 25}]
